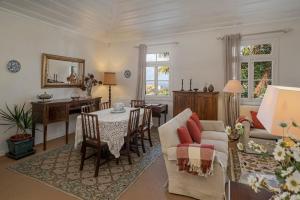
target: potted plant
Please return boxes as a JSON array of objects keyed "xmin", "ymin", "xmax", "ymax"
[{"xmin": 0, "ymin": 103, "xmax": 35, "ymax": 159}]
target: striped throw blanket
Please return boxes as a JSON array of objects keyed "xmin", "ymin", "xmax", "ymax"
[{"xmin": 176, "ymin": 144, "xmax": 215, "ymax": 177}]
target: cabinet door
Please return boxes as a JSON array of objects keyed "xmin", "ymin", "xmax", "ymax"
[
  {"xmin": 173, "ymin": 92, "xmax": 194, "ymax": 116},
  {"xmin": 194, "ymin": 93, "xmax": 218, "ymax": 120}
]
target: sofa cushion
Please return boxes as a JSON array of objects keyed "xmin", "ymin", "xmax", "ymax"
[
  {"xmin": 190, "ymin": 112, "xmax": 203, "ymax": 131},
  {"xmin": 202, "ymin": 131, "xmax": 228, "ymax": 142},
  {"xmin": 250, "ymin": 128, "xmax": 281, "ymax": 140},
  {"xmin": 158, "ymin": 108, "xmax": 193, "ymax": 153},
  {"xmin": 201, "ymin": 139, "xmax": 228, "ymax": 154},
  {"xmin": 177, "ymin": 126, "xmax": 193, "ymax": 144},
  {"xmin": 250, "ymin": 111, "xmax": 265, "ymax": 129},
  {"xmin": 187, "ymin": 119, "xmax": 201, "ymax": 143}
]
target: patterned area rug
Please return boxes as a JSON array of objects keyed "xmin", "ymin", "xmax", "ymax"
[
  {"xmin": 229, "ymin": 147, "xmax": 279, "ymax": 182},
  {"xmin": 9, "ymin": 130, "xmax": 161, "ymax": 200}
]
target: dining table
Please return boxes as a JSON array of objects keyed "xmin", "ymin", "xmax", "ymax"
[{"xmin": 74, "ymin": 107, "xmax": 145, "ymax": 158}]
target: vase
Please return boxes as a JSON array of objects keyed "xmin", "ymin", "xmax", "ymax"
[
  {"xmin": 203, "ymin": 85, "xmax": 208, "ymax": 92},
  {"xmin": 208, "ymin": 84, "xmax": 214, "ymax": 92}
]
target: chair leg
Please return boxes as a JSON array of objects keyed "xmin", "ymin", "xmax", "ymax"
[
  {"xmin": 126, "ymin": 140, "xmax": 132, "ymax": 165},
  {"xmin": 94, "ymin": 147, "xmax": 101, "ymax": 177},
  {"xmin": 140, "ymin": 132, "xmax": 146, "ymax": 153},
  {"xmin": 135, "ymin": 136, "xmax": 140, "ymax": 157},
  {"xmin": 80, "ymin": 143, "xmax": 86, "ymax": 171},
  {"xmin": 148, "ymin": 128, "xmax": 153, "ymax": 147}
]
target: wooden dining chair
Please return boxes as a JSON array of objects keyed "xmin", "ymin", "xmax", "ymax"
[
  {"xmin": 139, "ymin": 107, "xmax": 152, "ymax": 153},
  {"xmin": 81, "ymin": 104, "xmax": 95, "ymax": 113},
  {"xmin": 124, "ymin": 108, "xmax": 140, "ymax": 164},
  {"xmin": 131, "ymin": 100, "xmax": 145, "ymax": 108},
  {"xmin": 80, "ymin": 113, "xmax": 107, "ymax": 177},
  {"xmin": 100, "ymin": 101, "xmax": 110, "ymax": 110}
]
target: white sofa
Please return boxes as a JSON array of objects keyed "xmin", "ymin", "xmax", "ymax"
[
  {"xmin": 240, "ymin": 105, "xmax": 280, "ymax": 140},
  {"xmin": 158, "ymin": 108, "xmax": 228, "ymax": 200}
]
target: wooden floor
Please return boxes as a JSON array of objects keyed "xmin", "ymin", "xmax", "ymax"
[{"xmin": 0, "ymin": 134, "xmax": 194, "ymax": 200}]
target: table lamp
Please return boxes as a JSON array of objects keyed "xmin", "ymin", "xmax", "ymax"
[
  {"xmin": 257, "ymin": 85, "xmax": 300, "ymax": 141},
  {"xmin": 223, "ymin": 80, "xmax": 244, "ymax": 129},
  {"xmin": 103, "ymin": 72, "xmax": 117, "ymax": 107}
]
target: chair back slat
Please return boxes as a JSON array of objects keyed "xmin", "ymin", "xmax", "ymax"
[
  {"xmin": 100, "ymin": 102, "xmax": 110, "ymax": 110},
  {"xmin": 131, "ymin": 100, "xmax": 145, "ymax": 108},
  {"xmin": 81, "ymin": 113, "xmax": 100, "ymax": 143},
  {"xmin": 141, "ymin": 107, "xmax": 152, "ymax": 129},
  {"xmin": 127, "ymin": 109, "xmax": 140, "ymax": 136},
  {"xmin": 81, "ymin": 104, "xmax": 95, "ymax": 113}
]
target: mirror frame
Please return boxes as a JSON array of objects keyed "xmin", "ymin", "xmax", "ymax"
[{"xmin": 41, "ymin": 53, "xmax": 85, "ymax": 88}]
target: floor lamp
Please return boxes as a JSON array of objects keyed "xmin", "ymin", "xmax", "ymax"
[
  {"xmin": 103, "ymin": 72, "xmax": 117, "ymax": 107},
  {"xmin": 223, "ymin": 80, "xmax": 244, "ymax": 131}
]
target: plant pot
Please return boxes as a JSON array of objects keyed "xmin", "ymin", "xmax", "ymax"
[{"xmin": 6, "ymin": 136, "xmax": 35, "ymax": 160}]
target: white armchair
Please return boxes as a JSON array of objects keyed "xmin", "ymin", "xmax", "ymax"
[{"xmin": 158, "ymin": 108, "xmax": 228, "ymax": 200}]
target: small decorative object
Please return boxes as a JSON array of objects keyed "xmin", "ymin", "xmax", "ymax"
[
  {"xmin": 193, "ymin": 88, "xmax": 199, "ymax": 92},
  {"xmin": 111, "ymin": 103, "xmax": 126, "ymax": 113},
  {"xmin": 189, "ymin": 79, "xmax": 192, "ymax": 91},
  {"xmin": 37, "ymin": 92, "xmax": 53, "ymax": 102},
  {"xmin": 124, "ymin": 70, "xmax": 131, "ymax": 79},
  {"xmin": 203, "ymin": 83, "xmax": 208, "ymax": 92},
  {"xmin": 181, "ymin": 79, "xmax": 184, "ymax": 91},
  {"xmin": 247, "ymin": 121, "xmax": 300, "ymax": 199},
  {"xmin": 71, "ymin": 96, "xmax": 80, "ymax": 101},
  {"xmin": 0, "ymin": 103, "xmax": 36, "ymax": 159},
  {"xmin": 7, "ymin": 60, "xmax": 21, "ymax": 73},
  {"xmin": 208, "ymin": 84, "xmax": 214, "ymax": 92},
  {"xmin": 225, "ymin": 122, "xmax": 244, "ymax": 141},
  {"xmin": 81, "ymin": 73, "xmax": 102, "ymax": 97}
]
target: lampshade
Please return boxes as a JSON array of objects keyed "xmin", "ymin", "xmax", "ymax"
[
  {"xmin": 223, "ymin": 80, "xmax": 244, "ymax": 93},
  {"xmin": 257, "ymin": 85, "xmax": 300, "ymax": 139},
  {"xmin": 103, "ymin": 72, "xmax": 116, "ymax": 85}
]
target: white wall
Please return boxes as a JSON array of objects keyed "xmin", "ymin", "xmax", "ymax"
[
  {"xmin": 107, "ymin": 19, "xmax": 300, "ymax": 121},
  {"xmin": 0, "ymin": 10, "xmax": 108, "ymax": 155}
]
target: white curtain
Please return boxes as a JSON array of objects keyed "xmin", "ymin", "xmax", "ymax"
[
  {"xmin": 136, "ymin": 44, "xmax": 147, "ymax": 100},
  {"xmin": 224, "ymin": 34, "xmax": 241, "ymax": 127}
]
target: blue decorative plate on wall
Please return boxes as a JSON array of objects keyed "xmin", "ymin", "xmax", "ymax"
[{"xmin": 7, "ymin": 60, "xmax": 21, "ymax": 73}]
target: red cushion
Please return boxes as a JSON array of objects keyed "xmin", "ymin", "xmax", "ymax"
[
  {"xmin": 186, "ymin": 119, "xmax": 201, "ymax": 143},
  {"xmin": 190, "ymin": 112, "xmax": 203, "ymax": 132},
  {"xmin": 250, "ymin": 111, "xmax": 265, "ymax": 129},
  {"xmin": 177, "ymin": 126, "xmax": 193, "ymax": 144}
]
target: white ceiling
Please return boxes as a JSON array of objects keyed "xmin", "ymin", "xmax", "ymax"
[{"xmin": 1, "ymin": 0, "xmax": 300, "ymax": 42}]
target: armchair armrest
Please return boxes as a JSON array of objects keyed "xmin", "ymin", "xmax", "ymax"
[{"xmin": 201, "ymin": 120, "xmax": 225, "ymax": 132}]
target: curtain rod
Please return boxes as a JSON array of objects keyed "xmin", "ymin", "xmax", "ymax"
[
  {"xmin": 216, "ymin": 29, "xmax": 291, "ymax": 40},
  {"xmin": 134, "ymin": 41, "xmax": 179, "ymax": 48}
]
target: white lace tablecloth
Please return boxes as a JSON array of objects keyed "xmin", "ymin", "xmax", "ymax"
[{"xmin": 75, "ymin": 107, "xmax": 144, "ymax": 158}]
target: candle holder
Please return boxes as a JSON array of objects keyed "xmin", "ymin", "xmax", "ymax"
[
  {"xmin": 181, "ymin": 79, "xmax": 184, "ymax": 91},
  {"xmin": 189, "ymin": 79, "xmax": 192, "ymax": 91}
]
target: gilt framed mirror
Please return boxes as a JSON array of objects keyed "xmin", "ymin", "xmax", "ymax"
[{"xmin": 41, "ymin": 53, "xmax": 85, "ymax": 88}]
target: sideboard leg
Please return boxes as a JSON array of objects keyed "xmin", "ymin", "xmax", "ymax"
[{"xmin": 43, "ymin": 124, "xmax": 47, "ymax": 150}]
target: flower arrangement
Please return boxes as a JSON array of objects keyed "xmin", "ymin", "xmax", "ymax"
[
  {"xmin": 248, "ymin": 140, "xmax": 268, "ymax": 154},
  {"xmin": 81, "ymin": 73, "xmax": 102, "ymax": 96},
  {"xmin": 247, "ymin": 122, "xmax": 300, "ymax": 200},
  {"xmin": 225, "ymin": 122, "xmax": 244, "ymax": 141}
]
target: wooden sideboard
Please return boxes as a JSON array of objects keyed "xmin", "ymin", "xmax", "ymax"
[
  {"xmin": 31, "ymin": 97, "xmax": 101, "ymax": 150},
  {"xmin": 173, "ymin": 91, "xmax": 219, "ymax": 120}
]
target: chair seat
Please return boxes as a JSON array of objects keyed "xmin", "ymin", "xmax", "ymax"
[{"xmin": 86, "ymin": 139, "xmax": 107, "ymax": 147}]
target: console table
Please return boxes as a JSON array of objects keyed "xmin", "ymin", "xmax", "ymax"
[
  {"xmin": 31, "ymin": 97, "xmax": 101, "ymax": 150},
  {"xmin": 145, "ymin": 104, "xmax": 168, "ymax": 126}
]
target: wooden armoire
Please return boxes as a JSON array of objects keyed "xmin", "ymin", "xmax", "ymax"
[{"xmin": 173, "ymin": 91, "xmax": 219, "ymax": 120}]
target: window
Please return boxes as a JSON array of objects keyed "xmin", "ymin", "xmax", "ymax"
[
  {"xmin": 240, "ymin": 40, "xmax": 277, "ymax": 104},
  {"xmin": 145, "ymin": 52, "xmax": 170, "ymax": 96}
]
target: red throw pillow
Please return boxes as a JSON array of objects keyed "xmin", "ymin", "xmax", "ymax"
[
  {"xmin": 250, "ymin": 111, "xmax": 265, "ymax": 129},
  {"xmin": 190, "ymin": 112, "xmax": 203, "ymax": 132},
  {"xmin": 177, "ymin": 126, "xmax": 193, "ymax": 144},
  {"xmin": 186, "ymin": 119, "xmax": 201, "ymax": 143}
]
